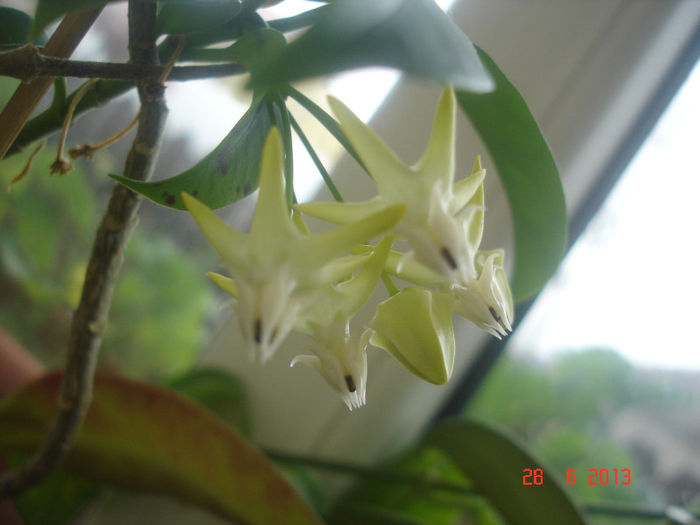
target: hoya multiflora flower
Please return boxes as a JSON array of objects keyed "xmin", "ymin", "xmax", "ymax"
[
  {"xmin": 290, "ymin": 236, "xmax": 394, "ymax": 410},
  {"xmin": 451, "ymin": 249, "xmax": 513, "ymax": 338},
  {"xmin": 296, "ymin": 87, "xmax": 486, "ymax": 284},
  {"xmin": 183, "ymin": 129, "xmax": 404, "ymax": 362},
  {"xmin": 295, "ymin": 86, "xmax": 513, "ymax": 340}
]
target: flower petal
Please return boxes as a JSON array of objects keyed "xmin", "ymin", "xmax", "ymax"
[
  {"xmin": 182, "ymin": 192, "xmax": 249, "ymax": 271},
  {"xmin": 250, "ymin": 128, "xmax": 297, "ymax": 241},
  {"xmin": 336, "ymin": 236, "xmax": 393, "ymax": 316},
  {"xmin": 328, "ymin": 95, "xmax": 409, "ymax": 193},
  {"xmin": 416, "ymin": 87, "xmax": 456, "ymax": 192},
  {"xmin": 449, "ymin": 156, "xmax": 485, "ymax": 215},
  {"xmin": 206, "ymin": 271, "xmax": 238, "ymax": 298},
  {"xmin": 294, "ymin": 198, "xmax": 386, "ymax": 226},
  {"xmin": 296, "ymin": 204, "xmax": 405, "ymax": 274}
]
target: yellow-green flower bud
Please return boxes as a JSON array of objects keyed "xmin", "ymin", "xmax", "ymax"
[{"xmin": 370, "ymin": 287, "xmax": 455, "ymax": 385}]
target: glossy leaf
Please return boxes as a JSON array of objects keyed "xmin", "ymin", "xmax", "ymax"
[
  {"xmin": 0, "ymin": 371, "xmax": 324, "ymax": 525},
  {"xmin": 157, "ymin": 0, "xmax": 241, "ymax": 35},
  {"xmin": 111, "ymin": 98, "xmax": 278, "ymax": 210},
  {"xmin": 457, "ymin": 47, "xmax": 567, "ymax": 301},
  {"xmin": 427, "ymin": 419, "xmax": 587, "ymax": 525},
  {"xmin": 252, "ymin": 0, "xmax": 493, "ymax": 93}
]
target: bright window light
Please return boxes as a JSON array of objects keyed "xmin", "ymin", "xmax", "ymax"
[{"xmin": 509, "ymin": 58, "xmax": 700, "ymax": 371}]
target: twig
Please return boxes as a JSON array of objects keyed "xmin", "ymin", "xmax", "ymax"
[
  {"xmin": 0, "ymin": 46, "xmax": 245, "ymax": 82},
  {"xmin": 6, "ymin": 139, "xmax": 46, "ymax": 191},
  {"xmin": 67, "ymin": 35, "xmax": 183, "ymax": 162},
  {"xmin": 50, "ymin": 79, "xmax": 96, "ymax": 175},
  {"xmin": 0, "ymin": 0, "xmax": 167, "ymax": 500},
  {"xmin": 69, "ymin": 113, "xmax": 139, "ymax": 160},
  {"xmin": 0, "ymin": 8, "xmax": 104, "ymax": 163}
]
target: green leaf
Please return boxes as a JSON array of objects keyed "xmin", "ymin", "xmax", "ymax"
[
  {"xmin": 157, "ymin": 0, "xmax": 241, "ymax": 36},
  {"xmin": 110, "ymin": 98, "xmax": 278, "ymax": 210},
  {"xmin": 327, "ymin": 447, "xmax": 472, "ymax": 525},
  {"xmin": 166, "ymin": 366, "xmax": 251, "ymax": 437},
  {"xmin": 456, "ymin": 47, "xmax": 567, "ymax": 301},
  {"xmin": 0, "ymin": 371, "xmax": 324, "ymax": 525},
  {"xmin": 0, "ymin": 7, "xmax": 46, "ymax": 46},
  {"xmin": 427, "ymin": 419, "xmax": 587, "ymax": 525},
  {"xmin": 252, "ymin": 0, "xmax": 493, "ymax": 93},
  {"xmin": 183, "ymin": 29, "xmax": 286, "ymax": 75}
]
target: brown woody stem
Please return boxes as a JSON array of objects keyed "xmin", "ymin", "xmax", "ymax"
[
  {"xmin": 0, "ymin": 45, "xmax": 244, "ymax": 83},
  {"xmin": 0, "ymin": 0, "xmax": 167, "ymax": 500}
]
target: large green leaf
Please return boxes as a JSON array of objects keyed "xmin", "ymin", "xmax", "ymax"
[
  {"xmin": 427, "ymin": 419, "xmax": 587, "ymax": 525},
  {"xmin": 252, "ymin": 0, "xmax": 493, "ymax": 93},
  {"xmin": 457, "ymin": 47, "xmax": 567, "ymax": 301},
  {"xmin": 0, "ymin": 371, "xmax": 324, "ymax": 525},
  {"xmin": 110, "ymin": 97, "xmax": 278, "ymax": 210}
]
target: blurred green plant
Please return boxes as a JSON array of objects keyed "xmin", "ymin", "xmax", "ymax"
[
  {"xmin": 0, "ymin": 142, "xmax": 215, "ymax": 378},
  {"xmin": 468, "ymin": 348, "xmax": 689, "ymax": 518}
]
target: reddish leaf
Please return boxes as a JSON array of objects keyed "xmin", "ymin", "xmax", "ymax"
[{"xmin": 0, "ymin": 371, "xmax": 323, "ymax": 525}]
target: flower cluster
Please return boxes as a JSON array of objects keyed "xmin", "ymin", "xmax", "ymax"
[{"xmin": 184, "ymin": 87, "xmax": 513, "ymax": 410}]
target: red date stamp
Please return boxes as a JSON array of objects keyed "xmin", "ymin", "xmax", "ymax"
[{"xmin": 522, "ymin": 468, "xmax": 631, "ymax": 486}]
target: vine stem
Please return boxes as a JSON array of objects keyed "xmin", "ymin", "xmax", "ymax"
[{"xmin": 0, "ymin": 0, "xmax": 167, "ymax": 500}]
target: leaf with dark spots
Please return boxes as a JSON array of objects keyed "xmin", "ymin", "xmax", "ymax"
[
  {"xmin": 110, "ymin": 98, "xmax": 279, "ymax": 210},
  {"xmin": 0, "ymin": 371, "xmax": 324, "ymax": 525}
]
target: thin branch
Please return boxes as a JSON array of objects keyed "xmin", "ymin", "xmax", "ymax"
[
  {"xmin": 50, "ymin": 79, "xmax": 97, "ymax": 175},
  {"xmin": 6, "ymin": 138, "xmax": 45, "ymax": 191},
  {"xmin": 0, "ymin": 45, "xmax": 245, "ymax": 82},
  {"xmin": 0, "ymin": 0, "xmax": 167, "ymax": 500},
  {"xmin": 69, "ymin": 113, "xmax": 139, "ymax": 160},
  {"xmin": 0, "ymin": 8, "xmax": 103, "ymax": 163}
]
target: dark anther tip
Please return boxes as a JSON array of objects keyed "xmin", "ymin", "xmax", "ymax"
[{"xmin": 344, "ymin": 375, "xmax": 357, "ymax": 393}]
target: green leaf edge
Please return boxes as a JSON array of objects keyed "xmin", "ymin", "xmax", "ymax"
[{"xmin": 457, "ymin": 47, "xmax": 567, "ymax": 302}]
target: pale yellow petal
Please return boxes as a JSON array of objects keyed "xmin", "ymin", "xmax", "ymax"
[
  {"xmin": 416, "ymin": 87, "xmax": 456, "ymax": 190},
  {"xmin": 250, "ymin": 128, "xmax": 296, "ymax": 238},
  {"xmin": 206, "ymin": 271, "xmax": 238, "ymax": 298},
  {"xmin": 296, "ymin": 204, "xmax": 405, "ymax": 272},
  {"xmin": 182, "ymin": 192, "xmax": 248, "ymax": 271},
  {"xmin": 328, "ymin": 95, "xmax": 409, "ymax": 192},
  {"xmin": 294, "ymin": 198, "xmax": 386, "ymax": 226}
]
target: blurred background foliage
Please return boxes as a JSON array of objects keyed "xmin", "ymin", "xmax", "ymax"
[
  {"xmin": 0, "ymin": 75, "xmax": 217, "ymax": 380},
  {"xmin": 467, "ymin": 348, "xmax": 699, "ymax": 524}
]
